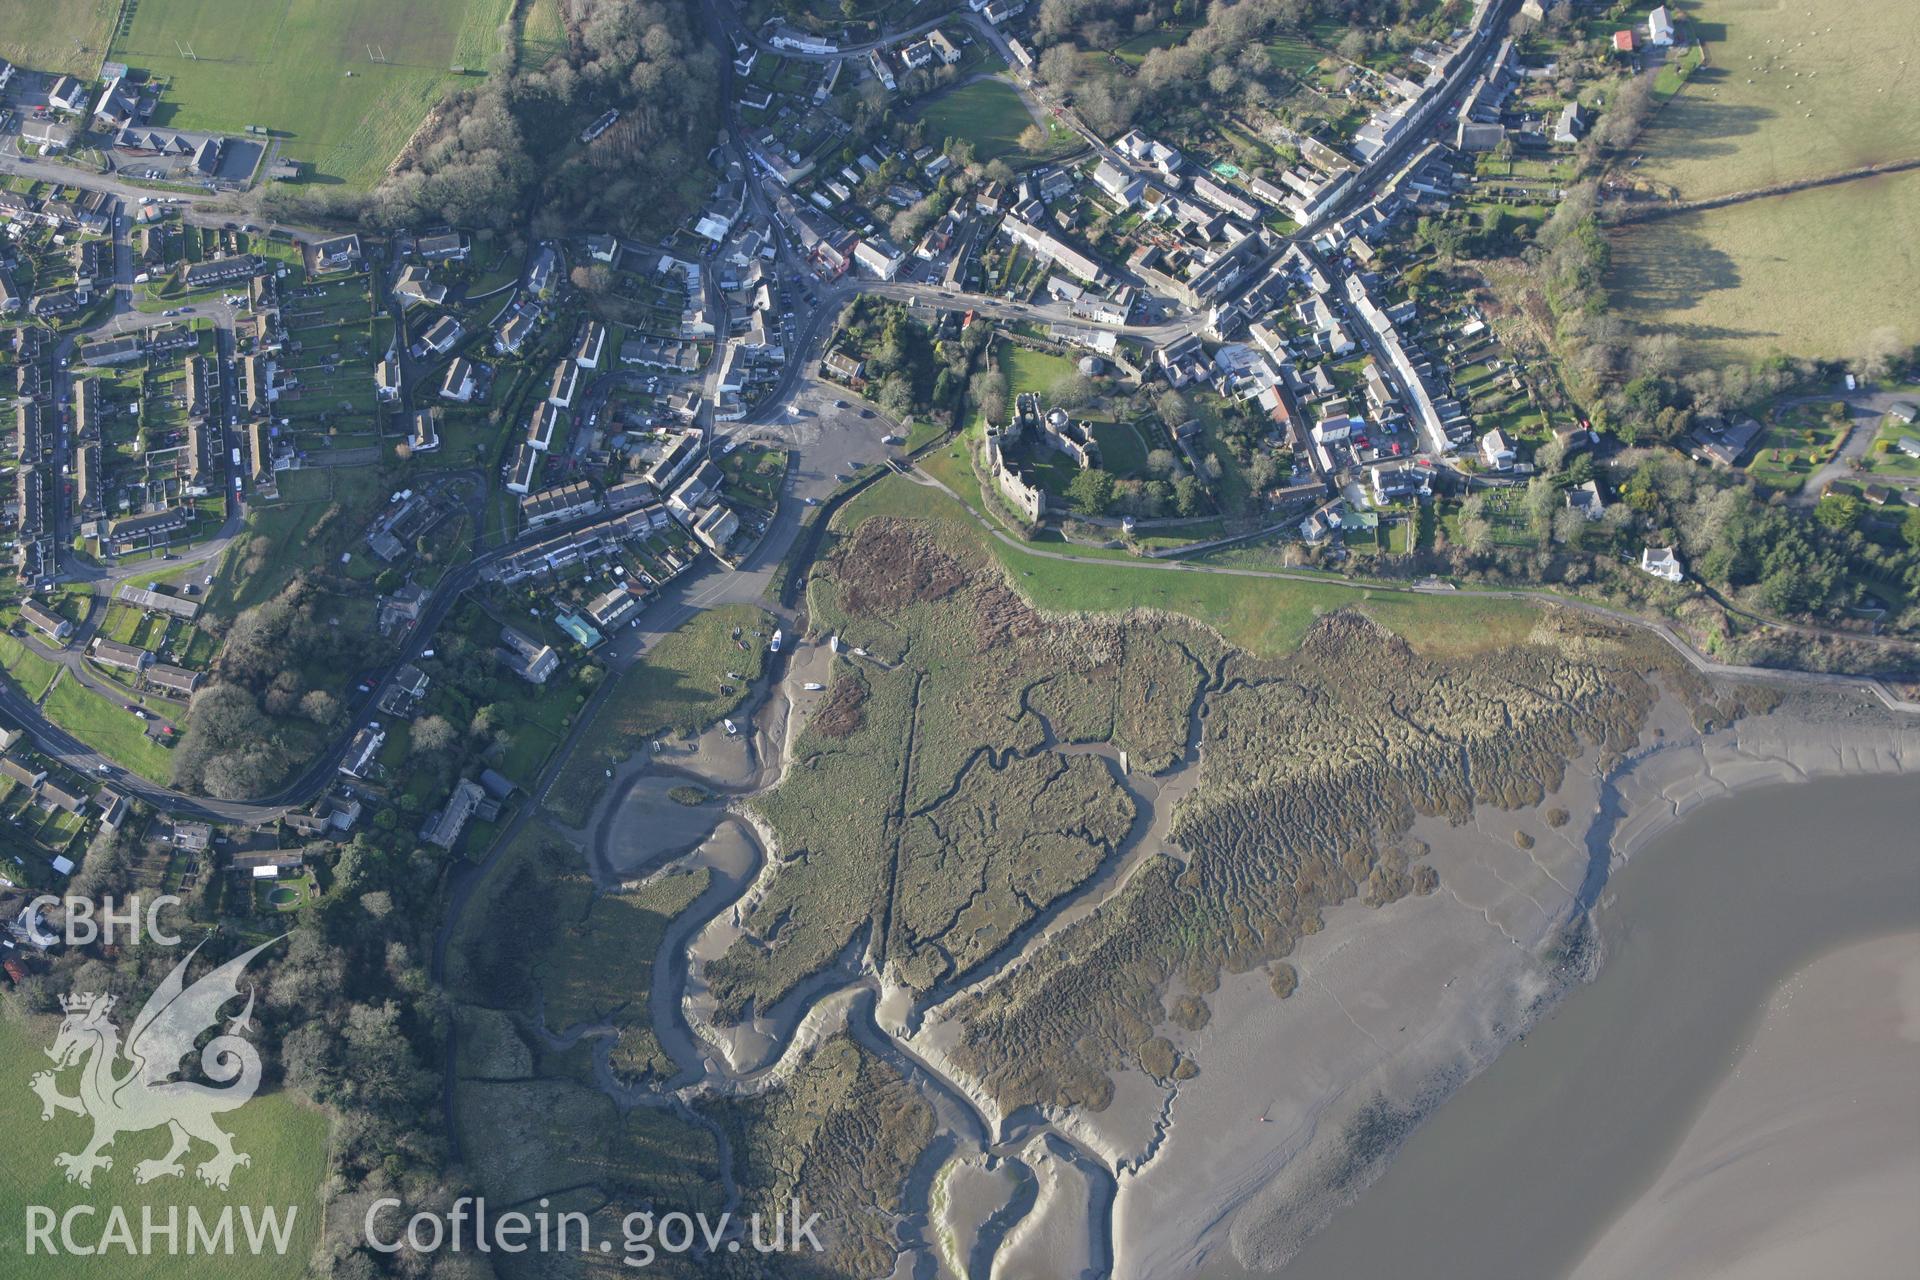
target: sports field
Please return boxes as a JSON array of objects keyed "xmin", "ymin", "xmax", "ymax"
[
  {"xmin": 0, "ymin": 0, "xmax": 118, "ymax": 76},
  {"xmin": 108, "ymin": 0, "xmax": 514, "ymax": 188},
  {"xmin": 1637, "ymin": 0, "xmax": 1920, "ymax": 199}
]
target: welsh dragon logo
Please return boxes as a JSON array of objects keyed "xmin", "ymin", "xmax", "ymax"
[{"xmin": 29, "ymin": 938, "xmax": 279, "ymax": 1190}]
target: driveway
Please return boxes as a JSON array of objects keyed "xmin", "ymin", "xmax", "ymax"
[{"xmin": 1789, "ymin": 388, "xmax": 1912, "ymax": 506}]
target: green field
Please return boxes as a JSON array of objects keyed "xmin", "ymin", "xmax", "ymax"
[
  {"xmin": 920, "ymin": 78, "xmax": 1055, "ymax": 162},
  {"xmin": 1637, "ymin": 0, "xmax": 1920, "ymax": 200},
  {"xmin": 0, "ymin": 1008, "xmax": 327, "ymax": 1278},
  {"xmin": 43, "ymin": 672, "xmax": 176, "ymax": 781},
  {"xmin": 109, "ymin": 0, "xmax": 514, "ymax": 188},
  {"xmin": 1608, "ymin": 1, "xmax": 1920, "ymax": 365},
  {"xmin": 206, "ymin": 466, "xmax": 393, "ymax": 618},
  {"xmin": 0, "ymin": 632, "xmax": 64, "ymax": 700},
  {"xmin": 0, "ymin": 0, "xmax": 117, "ymax": 76},
  {"xmin": 516, "ymin": 0, "xmax": 569, "ymax": 65},
  {"xmin": 1607, "ymin": 168, "xmax": 1920, "ymax": 366}
]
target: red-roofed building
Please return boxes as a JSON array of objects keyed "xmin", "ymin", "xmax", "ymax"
[{"xmin": 1612, "ymin": 30, "xmax": 1635, "ymax": 53}]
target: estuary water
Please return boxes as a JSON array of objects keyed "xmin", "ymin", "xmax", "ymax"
[{"xmin": 1265, "ymin": 771, "xmax": 1920, "ymax": 1279}]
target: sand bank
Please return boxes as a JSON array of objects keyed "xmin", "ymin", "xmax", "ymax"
[
  {"xmin": 991, "ymin": 1134, "xmax": 1104, "ymax": 1280},
  {"xmin": 1570, "ymin": 931, "xmax": 1920, "ymax": 1280}
]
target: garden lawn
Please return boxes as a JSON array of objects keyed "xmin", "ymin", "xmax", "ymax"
[
  {"xmin": 1113, "ymin": 25, "xmax": 1198, "ymax": 65},
  {"xmin": 110, "ymin": 0, "xmax": 514, "ymax": 188},
  {"xmin": 1868, "ymin": 419, "xmax": 1920, "ymax": 481},
  {"xmin": 1266, "ymin": 35, "xmax": 1324, "ymax": 74},
  {"xmin": 1744, "ymin": 411, "xmax": 1846, "ymax": 491}
]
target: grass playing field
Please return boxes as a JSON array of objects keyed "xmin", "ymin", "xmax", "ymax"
[
  {"xmin": 0, "ymin": 0, "xmax": 118, "ymax": 76},
  {"xmin": 108, "ymin": 0, "xmax": 513, "ymax": 188},
  {"xmin": 0, "ymin": 1007, "xmax": 327, "ymax": 1278},
  {"xmin": 919, "ymin": 77, "xmax": 1057, "ymax": 163}
]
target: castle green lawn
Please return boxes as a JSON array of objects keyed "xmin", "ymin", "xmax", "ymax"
[
  {"xmin": 1001, "ymin": 345, "xmax": 1076, "ymax": 402},
  {"xmin": 0, "ymin": 1007, "xmax": 327, "ymax": 1279},
  {"xmin": 838, "ymin": 475, "xmax": 1538, "ymax": 659},
  {"xmin": 0, "ymin": 0, "xmax": 116, "ymax": 78},
  {"xmin": 1091, "ymin": 420, "xmax": 1151, "ymax": 477},
  {"xmin": 43, "ymin": 674, "xmax": 175, "ymax": 782},
  {"xmin": 110, "ymin": 0, "xmax": 514, "ymax": 188}
]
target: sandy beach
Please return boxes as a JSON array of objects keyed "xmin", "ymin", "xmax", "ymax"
[{"xmin": 1570, "ymin": 931, "xmax": 1920, "ymax": 1280}]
